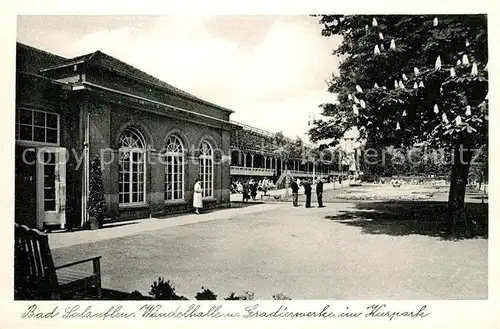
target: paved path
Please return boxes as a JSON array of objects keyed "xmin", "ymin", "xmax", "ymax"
[
  {"xmin": 49, "ymin": 204, "xmax": 280, "ymax": 249},
  {"xmin": 51, "ymin": 200, "xmax": 487, "ymax": 300}
]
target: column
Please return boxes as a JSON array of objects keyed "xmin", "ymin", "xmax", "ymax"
[
  {"xmin": 251, "ymin": 154, "xmax": 254, "ymax": 168},
  {"xmin": 264, "ymin": 156, "xmax": 267, "ymax": 169},
  {"xmin": 243, "ymin": 153, "xmax": 247, "ymax": 167}
]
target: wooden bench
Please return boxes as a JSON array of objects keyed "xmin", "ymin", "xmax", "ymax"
[{"xmin": 15, "ymin": 223, "xmax": 102, "ymax": 300}]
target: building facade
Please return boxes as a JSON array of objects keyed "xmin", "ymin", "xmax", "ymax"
[
  {"xmin": 229, "ymin": 122, "xmax": 345, "ymax": 185},
  {"xmin": 15, "ymin": 43, "xmax": 235, "ymax": 230}
]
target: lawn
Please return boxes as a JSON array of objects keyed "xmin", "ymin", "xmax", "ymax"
[{"xmin": 334, "ymin": 183, "xmax": 445, "ymax": 201}]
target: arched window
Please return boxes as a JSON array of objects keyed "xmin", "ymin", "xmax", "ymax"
[
  {"xmin": 199, "ymin": 141, "xmax": 213, "ymax": 197},
  {"xmin": 164, "ymin": 135, "xmax": 184, "ymax": 201},
  {"xmin": 119, "ymin": 127, "xmax": 146, "ymax": 205}
]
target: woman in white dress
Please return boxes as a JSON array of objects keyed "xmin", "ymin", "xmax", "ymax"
[{"xmin": 193, "ymin": 178, "xmax": 203, "ymax": 214}]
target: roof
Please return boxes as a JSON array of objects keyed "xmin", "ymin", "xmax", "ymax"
[
  {"xmin": 41, "ymin": 50, "xmax": 233, "ymax": 113},
  {"xmin": 16, "ymin": 42, "xmax": 67, "ymax": 74}
]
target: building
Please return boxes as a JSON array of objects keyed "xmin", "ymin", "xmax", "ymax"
[
  {"xmin": 229, "ymin": 121, "xmax": 345, "ymax": 185},
  {"xmin": 15, "ymin": 43, "xmax": 236, "ymax": 230}
]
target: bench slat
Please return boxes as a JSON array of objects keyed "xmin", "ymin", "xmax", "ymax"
[
  {"xmin": 15, "ymin": 223, "xmax": 102, "ymax": 299},
  {"xmin": 57, "ymin": 268, "xmax": 96, "ymax": 284}
]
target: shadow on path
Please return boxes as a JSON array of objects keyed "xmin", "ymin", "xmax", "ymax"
[{"xmin": 325, "ymin": 201, "xmax": 488, "ymax": 240}]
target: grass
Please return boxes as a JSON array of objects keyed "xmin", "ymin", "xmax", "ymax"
[{"xmin": 334, "ymin": 184, "xmax": 444, "ymax": 201}]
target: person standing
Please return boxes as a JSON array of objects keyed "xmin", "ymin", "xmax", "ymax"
[
  {"xmin": 303, "ymin": 179, "xmax": 312, "ymax": 208},
  {"xmin": 250, "ymin": 179, "xmax": 258, "ymax": 200},
  {"xmin": 193, "ymin": 178, "xmax": 203, "ymax": 214},
  {"xmin": 291, "ymin": 178, "xmax": 299, "ymax": 207},
  {"xmin": 242, "ymin": 180, "xmax": 250, "ymax": 203},
  {"xmin": 262, "ymin": 177, "xmax": 269, "ymax": 196},
  {"xmin": 316, "ymin": 178, "xmax": 325, "ymax": 208}
]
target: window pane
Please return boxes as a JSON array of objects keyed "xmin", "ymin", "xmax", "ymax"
[
  {"xmin": 19, "ymin": 109, "xmax": 32, "ymax": 125},
  {"xmin": 34, "ymin": 111, "xmax": 45, "ymax": 126},
  {"xmin": 44, "ymin": 200, "xmax": 55, "ymax": 211},
  {"xmin": 46, "ymin": 129, "xmax": 58, "ymax": 144},
  {"xmin": 44, "ymin": 152, "xmax": 55, "ymax": 164},
  {"xmin": 46, "ymin": 113, "xmax": 58, "ymax": 128},
  {"xmin": 34, "ymin": 127, "xmax": 45, "ymax": 142},
  {"xmin": 44, "ymin": 188, "xmax": 55, "ymax": 200},
  {"xmin": 19, "ymin": 125, "xmax": 33, "ymax": 141}
]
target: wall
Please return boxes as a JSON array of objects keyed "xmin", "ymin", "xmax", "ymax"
[
  {"xmin": 86, "ymin": 66, "xmax": 232, "ymax": 122},
  {"xmin": 87, "ymin": 90, "xmax": 232, "ymax": 221},
  {"xmin": 15, "ymin": 74, "xmax": 83, "ymax": 229}
]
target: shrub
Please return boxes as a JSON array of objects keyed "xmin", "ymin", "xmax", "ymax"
[
  {"xmin": 87, "ymin": 157, "xmax": 108, "ymax": 225},
  {"xmin": 149, "ymin": 277, "xmax": 187, "ymax": 300},
  {"xmin": 130, "ymin": 290, "xmax": 145, "ymax": 299},
  {"xmin": 224, "ymin": 291, "xmax": 255, "ymax": 300},
  {"xmin": 194, "ymin": 287, "xmax": 217, "ymax": 300},
  {"xmin": 272, "ymin": 293, "xmax": 291, "ymax": 300}
]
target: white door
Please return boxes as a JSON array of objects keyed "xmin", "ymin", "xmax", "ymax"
[{"xmin": 36, "ymin": 147, "xmax": 66, "ymax": 230}]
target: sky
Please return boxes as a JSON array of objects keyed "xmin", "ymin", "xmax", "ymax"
[{"xmin": 17, "ymin": 15, "xmax": 342, "ymax": 142}]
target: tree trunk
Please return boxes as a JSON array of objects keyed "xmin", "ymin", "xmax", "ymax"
[{"xmin": 447, "ymin": 140, "xmax": 475, "ymax": 237}]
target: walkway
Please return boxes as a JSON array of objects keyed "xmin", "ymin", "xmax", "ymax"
[{"xmin": 51, "ymin": 198, "xmax": 487, "ymax": 300}]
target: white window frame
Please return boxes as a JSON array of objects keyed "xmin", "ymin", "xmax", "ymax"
[
  {"xmin": 16, "ymin": 107, "xmax": 60, "ymax": 146},
  {"xmin": 119, "ymin": 128, "xmax": 147, "ymax": 206},
  {"xmin": 164, "ymin": 135, "xmax": 185, "ymax": 202},
  {"xmin": 199, "ymin": 140, "xmax": 214, "ymax": 198}
]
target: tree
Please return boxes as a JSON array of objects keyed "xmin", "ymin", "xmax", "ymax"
[
  {"xmin": 87, "ymin": 156, "xmax": 108, "ymax": 229},
  {"xmin": 310, "ymin": 15, "xmax": 488, "ymax": 236}
]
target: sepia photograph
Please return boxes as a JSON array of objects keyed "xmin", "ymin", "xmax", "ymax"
[{"xmin": 14, "ymin": 14, "xmax": 488, "ymax": 303}]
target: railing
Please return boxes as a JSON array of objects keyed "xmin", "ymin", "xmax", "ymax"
[
  {"xmin": 286, "ymin": 170, "xmax": 330, "ymax": 178},
  {"xmin": 230, "ymin": 120, "xmax": 315, "ymax": 149},
  {"xmin": 230, "ymin": 166, "xmax": 276, "ymax": 176}
]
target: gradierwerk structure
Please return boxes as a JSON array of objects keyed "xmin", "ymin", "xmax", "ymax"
[{"xmin": 15, "ymin": 42, "xmax": 344, "ymax": 230}]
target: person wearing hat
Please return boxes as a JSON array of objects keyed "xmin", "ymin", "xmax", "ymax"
[
  {"xmin": 303, "ymin": 178, "xmax": 312, "ymax": 208},
  {"xmin": 291, "ymin": 178, "xmax": 299, "ymax": 207},
  {"xmin": 316, "ymin": 177, "xmax": 325, "ymax": 208}
]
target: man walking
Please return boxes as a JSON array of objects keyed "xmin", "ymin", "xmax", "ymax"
[
  {"xmin": 316, "ymin": 178, "xmax": 325, "ymax": 208},
  {"xmin": 291, "ymin": 178, "xmax": 299, "ymax": 207},
  {"xmin": 303, "ymin": 178, "xmax": 312, "ymax": 208}
]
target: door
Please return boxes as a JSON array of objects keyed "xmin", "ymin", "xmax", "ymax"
[
  {"xmin": 36, "ymin": 147, "xmax": 66, "ymax": 230},
  {"xmin": 15, "ymin": 147, "xmax": 37, "ymax": 227}
]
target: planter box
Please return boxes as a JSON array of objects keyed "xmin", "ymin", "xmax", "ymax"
[{"xmin": 89, "ymin": 216, "xmax": 103, "ymax": 230}]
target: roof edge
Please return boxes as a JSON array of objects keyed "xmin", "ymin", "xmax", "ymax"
[{"xmin": 16, "ymin": 42, "xmax": 68, "ymax": 61}]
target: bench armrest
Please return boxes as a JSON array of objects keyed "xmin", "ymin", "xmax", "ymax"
[{"xmin": 55, "ymin": 256, "xmax": 102, "ymax": 270}]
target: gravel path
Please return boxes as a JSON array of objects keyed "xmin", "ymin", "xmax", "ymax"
[{"xmin": 52, "ymin": 201, "xmax": 487, "ymax": 300}]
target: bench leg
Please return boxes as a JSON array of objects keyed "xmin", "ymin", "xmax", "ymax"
[
  {"xmin": 96, "ymin": 279, "xmax": 102, "ymax": 299},
  {"xmin": 93, "ymin": 258, "xmax": 102, "ymax": 299}
]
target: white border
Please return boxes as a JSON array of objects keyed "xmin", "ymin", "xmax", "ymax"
[{"xmin": 2, "ymin": 1, "xmax": 499, "ymax": 329}]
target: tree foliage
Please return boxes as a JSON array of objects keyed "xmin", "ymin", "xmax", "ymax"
[
  {"xmin": 312, "ymin": 15, "xmax": 488, "ymax": 236},
  {"xmin": 310, "ymin": 15, "xmax": 488, "ymax": 150}
]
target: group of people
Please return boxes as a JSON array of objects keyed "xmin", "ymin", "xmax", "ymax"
[
  {"xmin": 231, "ymin": 178, "xmax": 273, "ymax": 203},
  {"xmin": 193, "ymin": 176, "xmax": 326, "ymax": 215},
  {"xmin": 231, "ymin": 178, "xmax": 273, "ymax": 195},
  {"xmin": 290, "ymin": 177, "xmax": 325, "ymax": 208}
]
